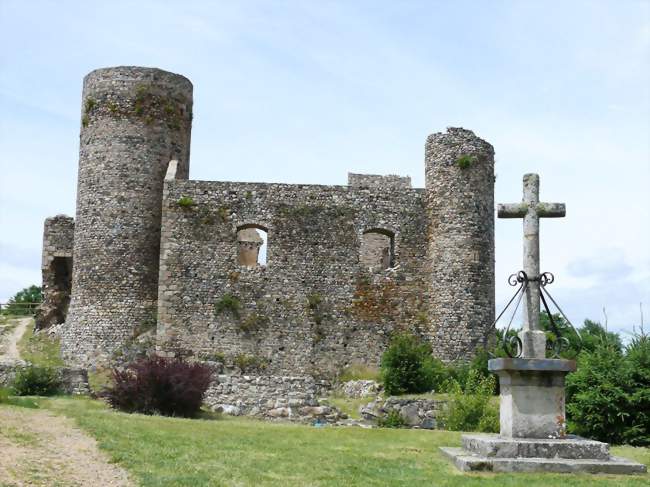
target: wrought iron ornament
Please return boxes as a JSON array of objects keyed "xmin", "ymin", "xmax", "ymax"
[{"xmin": 491, "ymin": 271, "xmax": 582, "ymax": 358}]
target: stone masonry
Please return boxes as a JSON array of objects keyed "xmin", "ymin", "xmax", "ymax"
[
  {"xmin": 35, "ymin": 215, "xmax": 74, "ymax": 329},
  {"xmin": 62, "ymin": 67, "xmax": 193, "ymax": 364},
  {"xmin": 50, "ymin": 66, "xmax": 495, "ymax": 375}
]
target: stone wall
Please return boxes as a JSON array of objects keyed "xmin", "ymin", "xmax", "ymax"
[
  {"xmin": 63, "ymin": 67, "xmax": 193, "ymax": 366},
  {"xmin": 35, "ymin": 215, "xmax": 74, "ymax": 329},
  {"xmin": 204, "ymin": 374, "xmax": 338, "ymax": 421},
  {"xmin": 157, "ymin": 178, "xmax": 429, "ymax": 377},
  {"xmin": 348, "ymin": 173, "xmax": 412, "ymax": 189},
  {"xmin": 0, "ymin": 362, "xmax": 89, "ymax": 395},
  {"xmin": 425, "ymin": 128, "xmax": 495, "ymax": 360},
  {"xmin": 360, "ymin": 396, "xmax": 448, "ymax": 429}
]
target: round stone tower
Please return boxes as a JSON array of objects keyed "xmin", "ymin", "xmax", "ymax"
[
  {"xmin": 63, "ymin": 67, "xmax": 193, "ymax": 365},
  {"xmin": 425, "ymin": 127, "xmax": 495, "ymax": 361}
]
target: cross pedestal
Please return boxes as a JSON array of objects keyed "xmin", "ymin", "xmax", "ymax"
[{"xmin": 441, "ymin": 173, "xmax": 646, "ymax": 474}]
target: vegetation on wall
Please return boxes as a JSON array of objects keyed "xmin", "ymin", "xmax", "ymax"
[
  {"xmin": 214, "ymin": 294, "xmax": 241, "ymax": 320},
  {"xmin": 455, "ymin": 154, "xmax": 476, "ymax": 169},
  {"xmin": 81, "ymin": 86, "xmax": 191, "ymax": 131},
  {"xmin": 177, "ymin": 196, "xmax": 195, "ymax": 208}
]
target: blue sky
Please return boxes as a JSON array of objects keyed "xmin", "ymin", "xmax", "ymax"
[{"xmin": 1, "ymin": 1, "xmax": 648, "ymax": 337}]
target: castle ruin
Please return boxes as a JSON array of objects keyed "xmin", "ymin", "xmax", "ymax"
[{"xmin": 39, "ymin": 66, "xmax": 495, "ymax": 377}]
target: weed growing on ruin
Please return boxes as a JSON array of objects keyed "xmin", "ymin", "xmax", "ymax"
[
  {"xmin": 233, "ymin": 353, "xmax": 268, "ymax": 373},
  {"xmin": 307, "ymin": 293, "xmax": 322, "ymax": 310},
  {"xmin": 177, "ymin": 196, "xmax": 195, "ymax": 208},
  {"xmin": 200, "ymin": 351, "xmax": 225, "ymax": 363},
  {"xmin": 244, "ymin": 191, "xmax": 253, "ymax": 200},
  {"xmin": 216, "ymin": 206, "xmax": 230, "ymax": 222},
  {"xmin": 84, "ymin": 97, "xmax": 96, "ymax": 112},
  {"xmin": 107, "ymin": 101, "xmax": 118, "ymax": 114},
  {"xmin": 377, "ymin": 410, "xmax": 407, "ymax": 428},
  {"xmin": 82, "ymin": 115, "xmax": 89, "ymax": 127},
  {"xmin": 215, "ymin": 294, "xmax": 241, "ymax": 319},
  {"xmin": 337, "ymin": 363, "xmax": 380, "ymax": 382},
  {"xmin": 239, "ymin": 313, "xmax": 268, "ymax": 334},
  {"xmin": 456, "ymin": 154, "xmax": 475, "ymax": 169}
]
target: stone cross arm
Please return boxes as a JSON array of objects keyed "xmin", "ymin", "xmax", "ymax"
[{"xmin": 498, "ymin": 202, "xmax": 565, "ymax": 218}]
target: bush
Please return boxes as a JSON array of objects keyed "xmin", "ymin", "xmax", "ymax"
[
  {"xmin": 439, "ymin": 369, "xmax": 498, "ymax": 433},
  {"xmin": 442, "ymin": 348, "xmax": 493, "ymax": 393},
  {"xmin": 380, "ymin": 333, "xmax": 445, "ymax": 395},
  {"xmin": 104, "ymin": 356, "xmax": 213, "ymax": 417},
  {"xmin": 566, "ymin": 333, "xmax": 650, "ymax": 446},
  {"xmin": 624, "ymin": 333, "xmax": 650, "ymax": 445},
  {"xmin": 12, "ymin": 366, "xmax": 61, "ymax": 396},
  {"xmin": 377, "ymin": 410, "xmax": 407, "ymax": 428}
]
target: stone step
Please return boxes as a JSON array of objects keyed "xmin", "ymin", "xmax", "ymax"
[
  {"xmin": 440, "ymin": 447, "xmax": 647, "ymax": 475},
  {"xmin": 462, "ymin": 433, "xmax": 610, "ymax": 460}
]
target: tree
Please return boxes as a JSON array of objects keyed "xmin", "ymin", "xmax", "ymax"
[{"xmin": 1, "ymin": 285, "xmax": 42, "ymax": 315}]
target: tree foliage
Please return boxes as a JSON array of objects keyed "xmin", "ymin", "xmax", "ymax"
[{"xmin": 2, "ymin": 285, "xmax": 42, "ymax": 315}]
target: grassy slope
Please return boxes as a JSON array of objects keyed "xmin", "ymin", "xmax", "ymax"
[
  {"xmin": 32, "ymin": 397, "xmax": 650, "ymax": 487},
  {"xmin": 17, "ymin": 320, "xmax": 64, "ymax": 367}
]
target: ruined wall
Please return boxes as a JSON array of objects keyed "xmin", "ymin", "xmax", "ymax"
[
  {"xmin": 425, "ymin": 128, "xmax": 495, "ymax": 360},
  {"xmin": 35, "ymin": 215, "xmax": 74, "ymax": 329},
  {"xmin": 62, "ymin": 67, "xmax": 193, "ymax": 365},
  {"xmin": 157, "ymin": 178, "xmax": 429, "ymax": 377}
]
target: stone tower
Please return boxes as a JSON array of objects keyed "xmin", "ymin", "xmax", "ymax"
[
  {"xmin": 425, "ymin": 127, "xmax": 495, "ymax": 361},
  {"xmin": 62, "ymin": 67, "xmax": 193, "ymax": 365}
]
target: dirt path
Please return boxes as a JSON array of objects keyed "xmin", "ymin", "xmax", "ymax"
[
  {"xmin": 0, "ymin": 317, "xmax": 30, "ymax": 363},
  {"xmin": 0, "ymin": 406, "xmax": 133, "ymax": 486}
]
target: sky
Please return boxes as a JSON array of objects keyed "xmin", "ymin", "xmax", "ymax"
[{"xmin": 0, "ymin": 1, "xmax": 648, "ymax": 338}]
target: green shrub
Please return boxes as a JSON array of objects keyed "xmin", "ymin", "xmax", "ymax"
[
  {"xmin": 377, "ymin": 410, "xmax": 407, "ymax": 428},
  {"xmin": 439, "ymin": 370, "xmax": 498, "ymax": 433},
  {"xmin": 624, "ymin": 333, "xmax": 650, "ymax": 445},
  {"xmin": 233, "ymin": 353, "xmax": 267, "ymax": 373},
  {"xmin": 380, "ymin": 333, "xmax": 445, "ymax": 395},
  {"xmin": 215, "ymin": 294, "xmax": 241, "ymax": 319},
  {"xmin": 456, "ymin": 154, "xmax": 475, "ymax": 169},
  {"xmin": 177, "ymin": 196, "xmax": 195, "ymax": 208},
  {"xmin": 12, "ymin": 366, "xmax": 61, "ymax": 396},
  {"xmin": 442, "ymin": 348, "xmax": 493, "ymax": 393}
]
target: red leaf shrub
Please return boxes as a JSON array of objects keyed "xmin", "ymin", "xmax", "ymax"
[{"xmin": 104, "ymin": 356, "xmax": 213, "ymax": 417}]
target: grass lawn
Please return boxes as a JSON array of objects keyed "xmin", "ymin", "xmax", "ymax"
[{"xmin": 17, "ymin": 396, "xmax": 647, "ymax": 487}]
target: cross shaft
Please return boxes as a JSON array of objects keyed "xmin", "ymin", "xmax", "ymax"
[{"xmin": 498, "ymin": 173, "xmax": 565, "ymax": 358}]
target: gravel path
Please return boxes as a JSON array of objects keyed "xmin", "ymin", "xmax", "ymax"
[
  {"xmin": 0, "ymin": 406, "xmax": 133, "ymax": 486},
  {"xmin": 0, "ymin": 317, "xmax": 30, "ymax": 363}
]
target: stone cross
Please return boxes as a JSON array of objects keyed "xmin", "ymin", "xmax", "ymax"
[{"xmin": 498, "ymin": 173, "xmax": 565, "ymax": 358}]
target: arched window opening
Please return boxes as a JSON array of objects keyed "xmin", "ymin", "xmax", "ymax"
[
  {"xmin": 360, "ymin": 229, "xmax": 394, "ymax": 271},
  {"xmin": 237, "ymin": 225, "xmax": 268, "ymax": 267}
]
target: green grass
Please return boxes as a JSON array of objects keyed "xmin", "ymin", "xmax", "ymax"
[
  {"xmin": 17, "ymin": 322, "xmax": 64, "ymax": 367},
  {"xmin": 0, "ymin": 387, "xmax": 40, "ymax": 409},
  {"xmin": 24, "ymin": 396, "xmax": 650, "ymax": 487},
  {"xmin": 326, "ymin": 394, "xmax": 372, "ymax": 419}
]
